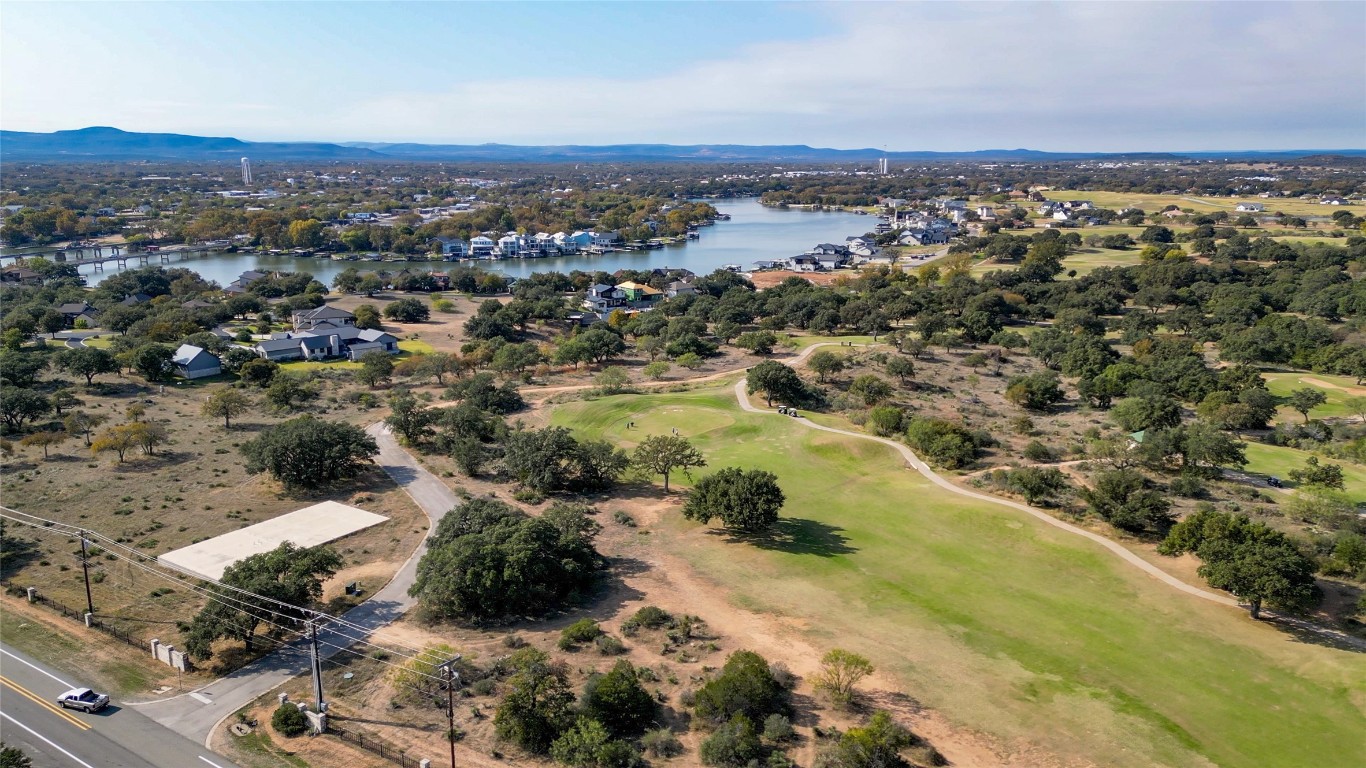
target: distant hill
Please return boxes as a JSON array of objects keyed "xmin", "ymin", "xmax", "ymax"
[
  {"xmin": 1, "ymin": 127, "xmax": 1363, "ymax": 163},
  {"xmin": 0, "ymin": 126, "xmax": 383, "ymax": 161}
]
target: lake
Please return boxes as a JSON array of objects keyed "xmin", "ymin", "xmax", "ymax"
[{"xmin": 78, "ymin": 198, "xmax": 873, "ymax": 286}]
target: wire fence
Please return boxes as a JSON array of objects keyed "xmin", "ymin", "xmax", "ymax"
[
  {"xmin": 2, "ymin": 581, "xmax": 147, "ymax": 652},
  {"xmin": 329, "ymin": 723, "xmax": 431, "ymax": 768}
]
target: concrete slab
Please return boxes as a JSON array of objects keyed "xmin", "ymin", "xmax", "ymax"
[{"xmin": 157, "ymin": 501, "xmax": 388, "ymax": 581}]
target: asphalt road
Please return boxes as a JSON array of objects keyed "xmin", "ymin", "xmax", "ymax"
[
  {"xmin": 134, "ymin": 423, "xmax": 459, "ymax": 743},
  {"xmin": 0, "ymin": 645, "xmax": 242, "ymax": 768}
]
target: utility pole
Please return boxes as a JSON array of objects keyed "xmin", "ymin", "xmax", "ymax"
[
  {"xmin": 308, "ymin": 617, "xmax": 325, "ymax": 712},
  {"xmin": 436, "ymin": 655, "xmax": 462, "ymax": 768},
  {"xmin": 78, "ymin": 531, "xmax": 94, "ymax": 617}
]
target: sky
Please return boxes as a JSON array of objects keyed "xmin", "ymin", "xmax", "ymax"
[{"xmin": 1, "ymin": 1, "xmax": 1363, "ymax": 151}]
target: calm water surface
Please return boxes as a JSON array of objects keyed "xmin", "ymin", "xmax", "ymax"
[{"xmin": 76, "ymin": 198, "xmax": 872, "ymax": 286}]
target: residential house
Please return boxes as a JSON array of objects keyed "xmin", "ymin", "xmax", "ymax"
[
  {"xmin": 172, "ymin": 344, "xmax": 222, "ymax": 379},
  {"xmin": 1321, "ymin": 197, "xmax": 1349, "ymax": 206},
  {"xmin": 591, "ymin": 230, "xmax": 621, "ymax": 247},
  {"xmin": 56, "ymin": 302, "xmax": 99, "ymax": 328},
  {"xmin": 1, "ymin": 267, "xmax": 43, "ymax": 285},
  {"xmin": 616, "ymin": 281, "xmax": 663, "ymax": 308},
  {"xmin": 469, "ymin": 236, "xmax": 495, "ymax": 258},
  {"xmin": 182, "ymin": 299, "xmax": 216, "ymax": 310},
  {"xmin": 292, "ymin": 305, "xmax": 357, "ymax": 330},
  {"xmin": 845, "ymin": 236, "xmax": 879, "ymax": 258},
  {"xmin": 119, "ymin": 293, "xmax": 153, "ymax": 306},
  {"xmin": 1235, "ymin": 202, "xmax": 1264, "ymax": 212},
  {"xmin": 1052, "ymin": 210, "xmax": 1072, "ymax": 221},
  {"xmin": 252, "ymin": 327, "xmax": 400, "ymax": 362},
  {"xmin": 665, "ymin": 281, "xmax": 697, "ymax": 298},
  {"xmin": 436, "ymin": 237, "xmax": 468, "ymax": 258},
  {"xmin": 975, "ymin": 206, "xmax": 997, "ymax": 220},
  {"xmin": 560, "ymin": 231, "xmax": 594, "ymax": 252},
  {"xmin": 497, "ymin": 233, "xmax": 526, "ymax": 258},
  {"xmin": 583, "ymin": 284, "xmax": 625, "ymax": 313},
  {"xmin": 95, "ymin": 207, "xmax": 117, "ymax": 217}
]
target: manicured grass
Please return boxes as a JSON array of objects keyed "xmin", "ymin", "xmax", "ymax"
[
  {"xmin": 1042, "ymin": 191, "xmax": 1363, "ymax": 219},
  {"xmin": 1242, "ymin": 441, "xmax": 1366, "ymax": 500},
  {"xmin": 81, "ymin": 336, "xmax": 113, "ymax": 348},
  {"xmin": 553, "ymin": 388, "xmax": 1366, "ymax": 768},
  {"xmin": 1264, "ymin": 371, "xmax": 1364, "ymax": 421},
  {"xmin": 397, "ymin": 339, "xmax": 433, "ymax": 354},
  {"xmin": 786, "ymin": 334, "xmax": 875, "ymax": 349}
]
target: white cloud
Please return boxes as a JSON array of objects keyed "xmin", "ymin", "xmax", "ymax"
[{"xmin": 322, "ymin": 1, "xmax": 1364, "ymax": 149}]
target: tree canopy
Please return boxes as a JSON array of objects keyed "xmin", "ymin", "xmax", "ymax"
[{"xmin": 240, "ymin": 415, "xmax": 378, "ymax": 490}]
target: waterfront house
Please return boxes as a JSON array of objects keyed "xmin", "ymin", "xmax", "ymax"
[
  {"xmin": 562, "ymin": 231, "xmax": 595, "ymax": 251},
  {"xmin": 1, "ymin": 267, "xmax": 43, "ymax": 285},
  {"xmin": 497, "ymin": 233, "xmax": 526, "ymax": 258},
  {"xmin": 469, "ymin": 236, "xmax": 495, "ymax": 258},
  {"xmin": 436, "ymin": 236, "xmax": 468, "ymax": 258},
  {"xmin": 591, "ymin": 230, "xmax": 621, "ymax": 247},
  {"xmin": 172, "ymin": 344, "xmax": 222, "ymax": 379},
  {"xmin": 845, "ymin": 236, "xmax": 878, "ymax": 257}
]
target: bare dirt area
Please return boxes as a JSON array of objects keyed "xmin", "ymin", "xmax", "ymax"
[
  {"xmin": 1, "ymin": 373, "xmax": 428, "ymax": 680},
  {"xmin": 747, "ymin": 270, "xmax": 848, "ymax": 289},
  {"xmin": 324, "ymin": 291, "xmax": 485, "ymax": 355}
]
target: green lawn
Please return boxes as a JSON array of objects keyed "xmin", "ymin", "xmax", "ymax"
[
  {"xmin": 785, "ymin": 334, "xmax": 875, "ymax": 349},
  {"xmin": 277, "ymin": 341, "xmax": 428, "ymax": 372},
  {"xmin": 1264, "ymin": 371, "xmax": 1363, "ymax": 421},
  {"xmin": 553, "ymin": 387, "xmax": 1366, "ymax": 768},
  {"xmin": 1242, "ymin": 441, "xmax": 1366, "ymax": 500},
  {"xmin": 81, "ymin": 336, "xmax": 113, "ymax": 349}
]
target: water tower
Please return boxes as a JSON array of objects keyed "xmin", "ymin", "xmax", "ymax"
[{"xmin": 241, "ymin": 157, "xmax": 253, "ymax": 185}]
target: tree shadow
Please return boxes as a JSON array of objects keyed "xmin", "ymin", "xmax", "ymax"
[
  {"xmin": 1260, "ymin": 613, "xmax": 1366, "ymax": 654},
  {"xmin": 708, "ymin": 518, "xmax": 856, "ymax": 557}
]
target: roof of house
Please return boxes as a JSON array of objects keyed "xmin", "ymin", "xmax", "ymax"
[
  {"xmin": 298, "ymin": 335, "xmax": 333, "ymax": 351},
  {"xmin": 295, "ymin": 305, "xmax": 355, "ymax": 320},
  {"xmin": 255, "ymin": 338, "xmax": 302, "ymax": 353},
  {"xmin": 616, "ymin": 281, "xmax": 661, "ymax": 294},
  {"xmin": 58, "ymin": 302, "xmax": 95, "ymax": 314},
  {"xmin": 357, "ymin": 329, "xmax": 398, "ymax": 343},
  {"xmin": 172, "ymin": 344, "xmax": 217, "ymax": 366},
  {"xmin": 181, "ymin": 299, "xmax": 215, "ymax": 309},
  {"xmin": 239, "ymin": 270, "xmax": 269, "ymax": 282},
  {"xmin": 119, "ymin": 293, "xmax": 153, "ymax": 306}
]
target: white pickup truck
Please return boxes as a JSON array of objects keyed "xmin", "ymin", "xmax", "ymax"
[{"xmin": 55, "ymin": 687, "xmax": 110, "ymax": 713}]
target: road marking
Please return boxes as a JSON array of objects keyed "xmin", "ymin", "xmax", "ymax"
[
  {"xmin": 190, "ymin": 691, "xmax": 214, "ymax": 704},
  {"xmin": 0, "ymin": 675, "xmax": 91, "ymax": 731},
  {"xmin": 198, "ymin": 757, "xmax": 228, "ymax": 768},
  {"xmin": 0, "ymin": 647, "xmax": 73, "ymax": 688},
  {"xmin": 0, "ymin": 711, "xmax": 98, "ymax": 768}
]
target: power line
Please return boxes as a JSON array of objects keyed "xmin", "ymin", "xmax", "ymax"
[{"xmin": 0, "ymin": 507, "xmax": 437, "ymax": 666}]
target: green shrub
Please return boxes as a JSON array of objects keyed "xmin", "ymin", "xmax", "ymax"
[
  {"xmin": 641, "ymin": 727, "xmax": 684, "ymax": 758},
  {"xmin": 1022, "ymin": 440, "xmax": 1058, "ymax": 463},
  {"xmin": 762, "ymin": 714, "xmax": 795, "ymax": 744},
  {"xmin": 694, "ymin": 651, "xmax": 788, "ymax": 726},
  {"xmin": 272, "ymin": 703, "xmax": 308, "ymax": 737},
  {"xmin": 622, "ymin": 606, "xmax": 674, "ymax": 635},
  {"xmin": 700, "ymin": 714, "xmax": 762, "ymax": 767},
  {"xmin": 595, "ymin": 635, "xmax": 627, "ymax": 656},
  {"xmin": 560, "ymin": 619, "xmax": 603, "ymax": 649}
]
